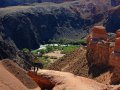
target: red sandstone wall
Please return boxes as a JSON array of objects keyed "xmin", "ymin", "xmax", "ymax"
[{"xmin": 87, "ymin": 26, "xmax": 120, "ymax": 84}]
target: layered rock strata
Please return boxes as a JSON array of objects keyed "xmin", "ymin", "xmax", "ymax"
[
  {"xmin": 87, "ymin": 26, "xmax": 120, "ymax": 84},
  {"xmin": 109, "ymin": 38, "xmax": 120, "ymax": 84},
  {"xmin": 87, "ymin": 26, "xmax": 110, "ymax": 77}
]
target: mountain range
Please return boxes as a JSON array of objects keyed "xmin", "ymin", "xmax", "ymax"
[{"xmin": 0, "ymin": 0, "xmax": 120, "ymax": 7}]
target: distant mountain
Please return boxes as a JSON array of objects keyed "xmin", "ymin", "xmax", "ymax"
[
  {"xmin": 0, "ymin": 0, "xmax": 112, "ymax": 49},
  {"xmin": 111, "ymin": 0, "xmax": 120, "ymax": 6},
  {"xmin": 0, "ymin": 0, "xmax": 41, "ymax": 7},
  {"xmin": 105, "ymin": 5, "xmax": 120, "ymax": 32},
  {"xmin": 0, "ymin": 0, "xmax": 119, "ymax": 7}
]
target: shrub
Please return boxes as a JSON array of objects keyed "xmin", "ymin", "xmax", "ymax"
[
  {"xmin": 22, "ymin": 48, "xmax": 29, "ymax": 52},
  {"xmin": 62, "ymin": 45, "xmax": 79, "ymax": 54}
]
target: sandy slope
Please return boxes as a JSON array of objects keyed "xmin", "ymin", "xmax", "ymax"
[{"xmin": 0, "ymin": 60, "xmax": 41, "ymax": 90}]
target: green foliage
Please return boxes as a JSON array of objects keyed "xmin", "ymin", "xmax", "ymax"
[
  {"xmin": 31, "ymin": 44, "xmax": 80, "ymax": 68},
  {"xmin": 31, "ymin": 50, "xmax": 39, "ymax": 55},
  {"xmin": 78, "ymin": 39, "xmax": 87, "ymax": 44},
  {"xmin": 62, "ymin": 45, "xmax": 79, "ymax": 54},
  {"xmin": 22, "ymin": 48, "xmax": 29, "ymax": 52},
  {"xmin": 48, "ymin": 38, "xmax": 86, "ymax": 45},
  {"xmin": 40, "ymin": 49, "xmax": 48, "ymax": 54},
  {"xmin": 46, "ymin": 45, "xmax": 55, "ymax": 52}
]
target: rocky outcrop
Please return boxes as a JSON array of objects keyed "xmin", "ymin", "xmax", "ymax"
[
  {"xmin": 0, "ymin": 33, "xmax": 34, "ymax": 70},
  {"xmin": 87, "ymin": 26, "xmax": 120, "ymax": 85},
  {"xmin": 0, "ymin": 60, "xmax": 41, "ymax": 90},
  {"xmin": 111, "ymin": 0, "xmax": 120, "ymax": 6},
  {"xmin": 28, "ymin": 70, "xmax": 107, "ymax": 90},
  {"xmin": 116, "ymin": 29, "xmax": 120, "ymax": 38},
  {"xmin": 105, "ymin": 5, "xmax": 120, "ymax": 32},
  {"xmin": 86, "ymin": 26, "xmax": 110, "ymax": 77},
  {"xmin": 0, "ymin": 32, "xmax": 18, "ymax": 60},
  {"xmin": 48, "ymin": 25, "xmax": 120, "ymax": 85},
  {"xmin": 109, "ymin": 38, "xmax": 120, "ymax": 84},
  {"xmin": 28, "ymin": 69, "xmax": 120, "ymax": 90}
]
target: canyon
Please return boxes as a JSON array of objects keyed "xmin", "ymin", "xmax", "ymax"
[
  {"xmin": 0, "ymin": 0, "xmax": 120, "ymax": 90},
  {"xmin": 0, "ymin": 24, "xmax": 120, "ymax": 90},
  {"xmin": 48, "ymin": 25, "xmax": 120, "ymax": 86},
  {"xmin": 0, "ymin": 1, "xmax": 119, "ymax": 50}
]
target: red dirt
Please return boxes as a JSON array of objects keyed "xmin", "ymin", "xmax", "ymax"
[{"xmin": 0, "ymin": 59, "xmax": 41, "ymax": 90}]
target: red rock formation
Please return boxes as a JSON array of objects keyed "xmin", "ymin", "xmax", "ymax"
[
  {"xmin": 87, "ymin": 26, "xmax": 110, "ymax": 77},
  {"xmin": 28, "ymin": 71, "xmax": 55, "ymax": 89},
  {"xmin": 91, "ymin": 26, "xmax": 107, "ymax": 41},
  {"xmin": 116, "ymin": 29, "xmax": 120, "ymax": 38},
  {"xmin": 114, "ymin": 38, "xmax": 120, "ymax": 53},
  {"xmin": 28, "ymin": 70, "xmax": 109, "ymax": 90},
  {"xmin": 87, "ymin": 26, "xmax": 120, "ymax": 85},
  {"xmin": 109, "ymin": 37, "xmax": 120, "ymax": 84}
]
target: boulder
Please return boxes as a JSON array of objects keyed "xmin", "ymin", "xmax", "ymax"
[
  {"xmin": 28, "ymin": 70, "xmax": 109, "ymax": 90},
  {"xmin": 91, "ymin": 26, "xmax": 107, "ymax": 41}
]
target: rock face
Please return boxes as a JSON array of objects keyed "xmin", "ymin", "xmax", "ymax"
[
  {"xmin": 28, "ymin": 69, "xmax": 120, "ymax": 90},
  {"xmin": 109, "ymin": 38, "xmax": 120, "ymax": 84},
  {"xmin": 0, "ymin": 0, "xmax": 114, "ymax": 7},
  {"xmin": 28, "ymin": 70, "xmax": 108, "ymax": 90},
  {"xmin": 111, "ymin": 0, "xmax": 120, "ymax": 6},
  {"xmin": 0, "ymin": 0, "xmax": 112, "ymax": 49},
  {"xmin": 91, "ymin": 26, "xmax": 107, "ymax": 40},
  {"xmin": 48, "ymin": 25, "xmax": 120, "ymax": 85},
  {"xmin": 0, "ymin": 0, "xmax": 42, "ymax": 7},
  {"xmin": 0, "ymin": 32, "xmax": 34, "ymax": 70},
  {"xmin": 0, "ymin": 60, "xmax": 41, "ymax": 90},
  {"xmin": 0, "ymin": 32, "xmax": 18, "ymax": 59},
  {"xmin": 116, "ymin": 29, "xmax": 120, "ymax": 38},
  {"xmin": 87, "ymin": 26, "xmax": 120, "ymax": 85},
  {"xmin": 105, "ymin": 5, "xmax": 120, "ymax": 32},
  {"xmin": 86, "ymin": 26, "xmax": 110, "ymax": 77}
]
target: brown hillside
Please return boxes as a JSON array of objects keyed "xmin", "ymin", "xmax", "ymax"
[
  {"xmin": 0, "ymin": 59, "xmax": 41, "ymax": 90},
  {"xmin": 47, "ymin": 47, "xmax": 90, "ymax": 77}
]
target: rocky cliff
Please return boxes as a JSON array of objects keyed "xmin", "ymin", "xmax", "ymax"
[
  {"xmin": 105, "ymin": 5, "xmax": 120, "ymax": 32},
  {"xmin": 109, "ymin": 37, "xmax": 120, "ymax": 84},
  {"xmin": 0, "ymin": 0, "xmax": 114, "ymax": 7},
  {"xmin": 48, "ymin": 25, "xmax": 120, "ymax": 85},
  {"xmin": 86, "ymin": 26, "xmax": 120, "ymax": 84},
  {"xmin": 0, "ymin": 0, "xmax": 114, "ymax": 49},
  {"xmin": 86, "ymin": 26, "xmax": 110, "ymax": 77},
  {"xmin": 0, "ymin": 0, "xmax": 42, "ymax": 7},
  {"xmin": 0, "ymin": 32, "xmax": 34, "ymax": 70}
]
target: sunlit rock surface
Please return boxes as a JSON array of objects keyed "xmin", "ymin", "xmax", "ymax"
[
  {"xmin": 86, "ymin": 26, "xmax": 110, "ymax": 77},
  {"xmin": 28, "ymin": 70, "xmax": 109, "ymax": 90}
]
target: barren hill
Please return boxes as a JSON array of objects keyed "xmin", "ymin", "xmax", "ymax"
[
  {"xmin": 47, "ymin": 47, "xmax": 90, "ymax": 77},
  {"xmin": 0, "ymin": 59, "xmax": 41, "ymax": 90}
]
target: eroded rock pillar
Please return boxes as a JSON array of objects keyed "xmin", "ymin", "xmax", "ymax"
[
  {"xmin": 87, "ymin": 26, "xmax": 110, "ymax": 77},
  {"xmin": 109, "ymin": 37, "xmax": 120, "ymax": 84}
]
